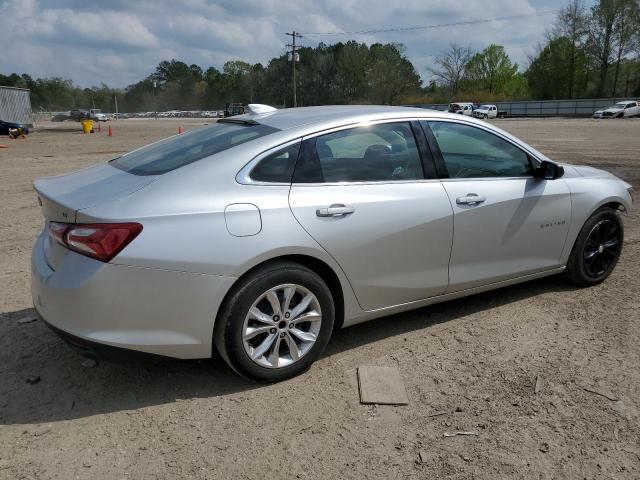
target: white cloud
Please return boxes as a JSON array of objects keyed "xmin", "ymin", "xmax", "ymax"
[{"xmin": 0, "ymin": 0, "xmax": 561, "ymax": 87}]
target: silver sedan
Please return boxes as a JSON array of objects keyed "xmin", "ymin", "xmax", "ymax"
[{"xmin": 31, "ymin": 105, "xmax": 634, "ymax": 381}]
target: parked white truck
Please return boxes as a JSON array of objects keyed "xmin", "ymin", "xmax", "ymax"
[
  {"xmin": 448, "ymin": 102, "xmax": 474, "ymax": 116},
  {"xmin": 472, "ymin": 104, "xmax": 509, "ymax": 119}
]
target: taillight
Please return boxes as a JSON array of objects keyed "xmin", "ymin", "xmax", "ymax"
[{"xmin": 47, "ymin": 222, "xmax": 142, "ymax": 262}]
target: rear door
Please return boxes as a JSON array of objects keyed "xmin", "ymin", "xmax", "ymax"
[
  {"xmin": 288, "ymin": 120, "xmax": 453, "ymax": 311},
  {"xmin": 422, "ymin": 120, "xmax": 571, "ymax": 292}
]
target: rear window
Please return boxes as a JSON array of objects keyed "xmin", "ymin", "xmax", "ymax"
[{"xmin": 110, "ymin": 121, "xmax": 279, "ymax": 175}]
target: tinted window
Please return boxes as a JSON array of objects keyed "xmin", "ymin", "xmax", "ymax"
[
  {"xmin": 249, "ymin": 142, "xmax": 300, "ymax": 183},
  {"xmin": 293, "ymin": 122, "xmax": 423, "ymax": 183},
  {"xmin": 111, "ymin": 122, "xmax": 279, "ymax": 175},
  {"xmin": 426, "ymin": 121, "xmax": 531, "ymax": 178}
]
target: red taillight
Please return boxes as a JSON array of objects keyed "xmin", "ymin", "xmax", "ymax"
[{"xmin": 47, "ymin": 222, "xmax": 142, "ymax": 262}]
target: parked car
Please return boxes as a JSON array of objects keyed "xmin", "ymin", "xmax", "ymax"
[
  {"xmin": 91, "ymin": 111, "xmax": 109, "ymax": 122},
  {"xmin": 0, "ymin": 120, "xmax": 29, "ymax": 135},
  {"xmin": 448, "ymin": 102, "xmax": 474, "ymax": 116},
  {"xmin": 31, "ymin": 105, "xmax": 633, "ymax": 381},
  {"xmin": 593, "ymin": 100, "xmax": 639, "ymax": 118}
]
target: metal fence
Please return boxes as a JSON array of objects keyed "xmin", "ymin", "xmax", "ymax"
[
  {"xmin": 407, "ymin": 97, "xmax": 636, "ymax": 117},
  {"xmin": 0, "ymin": 86, "xmax": 33, "ymax": 125}
]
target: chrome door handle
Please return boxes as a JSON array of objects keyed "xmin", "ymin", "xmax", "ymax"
[
  {"xmin": 456, "ymin": 194, "xmax": 486, "ymax": 205},
  {"xmin": 316, "ymin": 204, "xmax": 355, "ymax": 217}
]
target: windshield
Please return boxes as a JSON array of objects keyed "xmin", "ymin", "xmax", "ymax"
[
  {"xmin": 110, "ymin": 122, "xmax": 279, "ymax": 175},
  {"xmin": 479, "ymin": 105, "xmax": 490, "ymax": 109}
]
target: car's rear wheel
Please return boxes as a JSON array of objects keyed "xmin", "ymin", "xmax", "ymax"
[
  {"xmin": 214, "ymin": 261, "xmax": 334, "ymax": 381},
  {"xmin": 565, "ymin": 208, "xmax": 623, "ymax": 286}
]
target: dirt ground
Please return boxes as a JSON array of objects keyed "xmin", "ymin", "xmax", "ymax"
[{"xmin": 1, "ymin": 117, "xmax": 639, "ymax": 479}]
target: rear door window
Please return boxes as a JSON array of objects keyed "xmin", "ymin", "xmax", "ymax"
[
  {"xmin": 293, "ymin": 122, "xmax": 424, "ymax": 183},
  {"xmin": 111, "ymin": 121, "xmax": 279, "ymax": 175}
]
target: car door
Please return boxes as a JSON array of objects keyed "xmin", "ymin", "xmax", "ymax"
[
  {"xmin": 288, "ymin": 120, "xmax": 453, "ymax": 311},
  {"xmin": 421, "ymin": 120, "xmax": 571, "ymax": 292}
]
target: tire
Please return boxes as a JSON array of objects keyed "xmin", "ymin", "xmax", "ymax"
[
  {"xmin": 214, "ymin": 261, "xmax": 335, "ymax": 381},
  {"xmin": 565, "ymin": 208, "xmax": 623, "ymax": 287},
  {"xmin": 483, "ymin": 114, "xmax": 488, "ymax": 119}
]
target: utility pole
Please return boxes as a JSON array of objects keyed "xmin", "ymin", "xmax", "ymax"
[
  {"xmin": 286, "ymin": 31, "xmax": 302, "ymax": 107},
  {"xmin": 152, "ymin": 80, "xmax": 157, "ymax": 119},
  {"xmin": 114, "ymin": 95, "xmax": 118, "ymax": 119}
]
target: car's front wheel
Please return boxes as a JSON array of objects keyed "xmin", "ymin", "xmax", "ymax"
[
  {"xmin": 214, "ymin": 261, "xmax": 334, "ymax": 381},
  {"xmin": 565, "ymin": 208, "xmax": 623, "ymax": 286}
]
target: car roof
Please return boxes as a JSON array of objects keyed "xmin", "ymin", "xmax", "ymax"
[{"xmin": 236, "ymin": 105, "xmax": 461, "ymax": 131}]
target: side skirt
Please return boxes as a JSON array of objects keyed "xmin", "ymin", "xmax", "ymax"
[{"xmin": 342, "ymin": 266, "xmax": 565, "ymax": 328}]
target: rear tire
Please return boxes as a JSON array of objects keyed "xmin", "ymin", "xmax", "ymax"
[
  {"xmin": 564, "ymin": 208, "xmax": 623, "ymax": 287},
  {"xmin": 214, "ymin": 261, "xmax": 334, "ymax": 382}
]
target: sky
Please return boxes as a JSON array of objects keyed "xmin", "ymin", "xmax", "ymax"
[{"xmin": 0, "ymin": 0, "xmax": 581, "ymax": 88}]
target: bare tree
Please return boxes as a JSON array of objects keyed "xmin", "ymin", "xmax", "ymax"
[
  {"xmin": 554, "ymin": 0, "xmax": 588, "ymax": 98},
  {"xmin": 611, "ymin": 0, "xmax": 640, "ymax": 95},
  {"xmin": 587, "ymin": 1, "xmax": 618, "ymax": 96},
  {"xmin": 585, "ymin": 0, "xmax": 640, "ymax": 97},
  {"xmin": 428, "ymin": 44, "xmax": 474, "ymax": 96}
]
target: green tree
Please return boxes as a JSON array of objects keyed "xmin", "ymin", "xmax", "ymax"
[
  {"xmin": 367, "ymin": 43, "xmax": 422, "ymax": 104},
  {"xmin": 465, "ymin": 44, "xmax": 518, "ymax": 94}
]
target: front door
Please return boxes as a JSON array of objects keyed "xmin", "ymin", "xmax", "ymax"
[
  {"xmin": 423, "ymin": 120, "xmax": 571, "ymax": 292},
  {"xmin": 289, "ymin": 121, "xmax": 453, "ymax": 311}
]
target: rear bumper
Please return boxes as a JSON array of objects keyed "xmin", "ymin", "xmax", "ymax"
[
  {"xmin": 31, "ymin": 232, "xmax": 236, "ymax": 359},
  {"xmin": 37, "ymin": 309, "xmax": 163, "ymax": 361}
]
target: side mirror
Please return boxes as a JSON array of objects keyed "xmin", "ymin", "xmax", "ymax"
[{"xmin": 534, "ymin": 160, "xmax": 564, "ymax": 180}]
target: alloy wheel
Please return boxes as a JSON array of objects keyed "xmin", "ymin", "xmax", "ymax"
[
  {"xmin": 242, "ymin": 284, "xmax": 322, "ymax": 369},
  {"xmin": 582, "ymin": 219, "xmax": 621, "ymax": 279}
]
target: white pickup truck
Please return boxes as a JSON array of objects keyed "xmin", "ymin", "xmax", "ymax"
[
  {"xmin": 593, "ymin": 100, "xmax": 639, "ymax": 118},
  {"xmin": 472, "ymin": 104, "xmax": 509, "ymax": 119},
  {"xmin": 448, "ymin": 102, "xmax": 474, "ymax": 116}
]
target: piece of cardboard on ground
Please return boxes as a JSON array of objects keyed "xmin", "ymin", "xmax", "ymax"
[{"xmin": 357, "ymin": 366, "xmax": 409, "ymax": 405}]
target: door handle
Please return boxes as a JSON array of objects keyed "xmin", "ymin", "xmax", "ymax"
[
  {"xmin": 456, "ymin": 194, "xmax": 486, "ymax": 205},
  {"xmin": 316, "ymin": 204, "xmax": 355, "ymax": 217}
]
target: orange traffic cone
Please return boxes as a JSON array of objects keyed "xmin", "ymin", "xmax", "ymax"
[
  {"xmin": 108, "ymin": 125, "xmax": 112, "ymax": 137},
  {"xmin": 96, "ymin": 123, "xmax": 101, "ymax": 133},
  {"xmin": 178, "ymin": 126, "xmax": 183, "ymax": 134}
]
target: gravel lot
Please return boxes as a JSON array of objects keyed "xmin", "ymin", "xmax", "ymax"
[{"xmin": 1, "ymin": 117, "xmax": 639, "ymax": 479}]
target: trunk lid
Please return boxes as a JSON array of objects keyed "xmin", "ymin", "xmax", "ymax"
[
  {"xmin": 34, "ymin": 162, "xmax": 156, "ymax": 270},
  {"xmin": 34, "ymin": 163, "xmax": 156, "ymax": 223}
]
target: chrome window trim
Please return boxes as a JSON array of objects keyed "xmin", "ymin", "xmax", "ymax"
[
  {"xmin": 439, "ymin": 176, "xmax": 535, "ymax": 182},
  {"xmin": 236, "ymin": 138, "xmax": 302, "ymax": 186},
  {"xmin": 292, "ymin": 178, "xmax": 442, "ymax": 187},
  {"xmin": 238, "ymin": 116, "xmax": 544, "ymax": 186},
  {"xmin": 301, "ymin": 117, "xmax": 423, "ymax": 140}
]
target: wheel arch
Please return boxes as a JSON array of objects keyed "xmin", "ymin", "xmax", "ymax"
[{"xmin": 212, "ymin": 253, "xmax": 347, "ymax": 357}]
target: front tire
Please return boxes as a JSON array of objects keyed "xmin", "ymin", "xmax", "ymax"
[
  {"xmin": 565, "ymin": 208, "xmax": 623, "ymax": 287},
  {"xmin": 214, "ymin": 261, "xmax": 334, "ymax": 381}
]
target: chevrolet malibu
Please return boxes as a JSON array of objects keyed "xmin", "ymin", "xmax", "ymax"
[{"xmin": 32, "ymin": 105, "xmax": 633, "ymax": 381}]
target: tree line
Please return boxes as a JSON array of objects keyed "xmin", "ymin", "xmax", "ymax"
[
  {"xmin": 1, "ymin": 0, "xmax": 639, "ymax": 113},
  {"xmin": 432, "ymin": 0, "xmax": 640, "ymax": 101}
]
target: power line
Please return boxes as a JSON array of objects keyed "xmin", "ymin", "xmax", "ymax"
[{"xmin": 299, "ymin": 10, "xmax": 559, "ymax": 37}]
